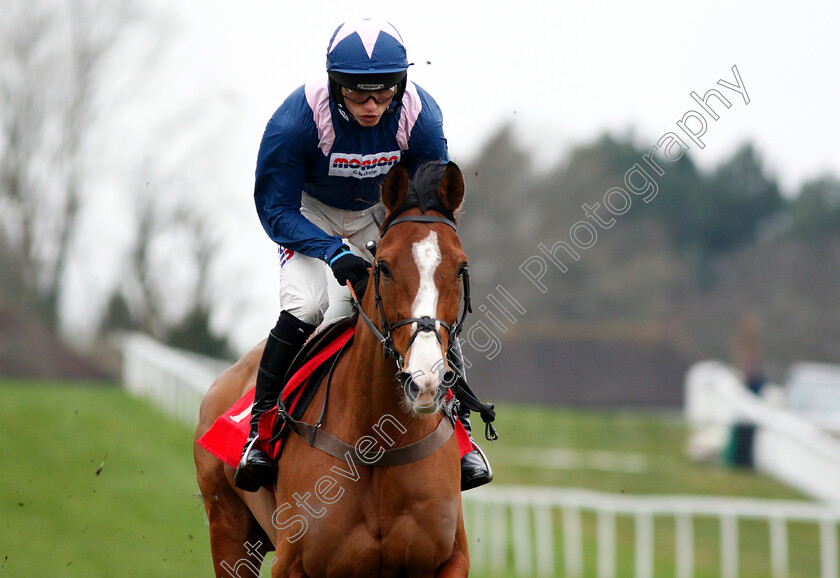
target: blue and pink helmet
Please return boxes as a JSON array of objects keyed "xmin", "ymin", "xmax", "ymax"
[{"xmin": 326, "ymin": 18, "xmax": 410, "ymax": 111}]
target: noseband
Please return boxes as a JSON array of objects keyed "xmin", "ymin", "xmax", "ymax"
[{"xmin": 351, "ymin": 215, "xmax": 472, "ymax": 366}]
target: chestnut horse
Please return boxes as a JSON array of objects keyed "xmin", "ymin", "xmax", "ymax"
[{"xmin": 194, "ymin": 161, "xmax": 471, "ymax": 577}]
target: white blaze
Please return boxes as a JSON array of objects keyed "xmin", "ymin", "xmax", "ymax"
[{"xmin": 405, "ymin": 231, "xmax": 444, "ymax": 396}]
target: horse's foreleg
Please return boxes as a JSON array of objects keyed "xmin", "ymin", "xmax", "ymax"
[
  {"xmin": 435, "ymin": 521, "xmax": 470, "ymax": 578},
  {"xmin": 435, "ymin": 549, "xmax": 469, "ymax": 578},
  {"xmin": 197, "ymin": 461, "xmax": 271, "ymax": 576},
  {"xmin": 270, "ymin": 551, "xmax": 307, "ymax": 578}
]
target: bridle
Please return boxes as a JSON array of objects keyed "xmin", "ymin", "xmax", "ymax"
[
  {"xmin": 272, "ymin": 214, "xmax": 488, "ymax": 465},
  {"xmin": 349, "ymin": 214, "xmax": 472, "ymax": 367},
  {"xmin": 349, "ymin": 211, "xmax": 497, "ymax": 441}
]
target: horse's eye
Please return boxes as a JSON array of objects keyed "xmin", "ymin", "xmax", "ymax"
[{"xmin": 378, "ymin": 262, "xmax": 392, "ymax": 279}]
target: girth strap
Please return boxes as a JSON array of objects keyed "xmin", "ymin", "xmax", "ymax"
[{"xmin": 277, "ymin": 398, "xmax": 457, "ymax": 466}]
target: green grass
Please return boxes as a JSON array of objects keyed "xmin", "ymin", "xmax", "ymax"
[
  {"xmin": 0, "ymin": 379, "xmax": 212, "ymax": 577},
  {"xmin": 0, "ymin": 381, "xmax": 822, "ymax": 577},
  {"xmin": 481, "ymin": 403, "xmax": 808, "ymax": 499}
]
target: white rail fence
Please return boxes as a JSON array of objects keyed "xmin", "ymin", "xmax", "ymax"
[
  {"xmin": 464, "ymin": 486, "xmax": 840, "ymax": 577},
  {"xmin": 120, "ymin": 332, "xmax": 225, "ymax": 427}
]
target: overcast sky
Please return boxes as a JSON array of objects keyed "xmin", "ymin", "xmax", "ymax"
[
  {"xmin": 171, "ymin": 0, "xmax": 839, "ymax": 193},
  {"xmin": 69, "ymin": 0, "xmax": 839, "ymax": 349}
]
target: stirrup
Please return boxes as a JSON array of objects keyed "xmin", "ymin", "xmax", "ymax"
[
  {"xmin": 461, "ymin": 442, "xmax": 493, "ymax": 491},
  {"xmin": 234, "ymin": 436, "xmax": 276, "ymax": 492}
]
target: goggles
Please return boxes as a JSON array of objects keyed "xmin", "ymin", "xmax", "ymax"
[{"xmin": 341, "ymin": 86, "xmax": 396, "ymax": 105}]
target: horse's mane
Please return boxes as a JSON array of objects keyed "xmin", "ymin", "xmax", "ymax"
[{"xmin": 380, "ymin": 162, "xmax": 457, "ymax": 232}]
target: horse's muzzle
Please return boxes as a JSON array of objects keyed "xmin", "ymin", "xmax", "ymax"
[{"xmin": 399, "ymin": 370, "xmax": 452, "ymax": 414}]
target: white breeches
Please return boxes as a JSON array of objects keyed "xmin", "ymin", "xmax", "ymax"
[{"xmin": 277, "ymin": 193, "xmax": 383, "ymax": 327}]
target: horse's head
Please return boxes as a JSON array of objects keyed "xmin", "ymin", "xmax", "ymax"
[{"xmin": 370, "ymin": 161, "xmax": 468, "ymax": 415}]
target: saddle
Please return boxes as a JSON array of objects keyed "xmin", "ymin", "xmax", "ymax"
[
  {"xmin": 266, "ymin": 316, "xmax": 358, "ymax": 454},
  {"xmin": 285, "ymin": 315, "xmax": 357, "ymax": 384},
  {"xmin": 197, "ymin": 316, "xmax": 356, "ymax": 469}
]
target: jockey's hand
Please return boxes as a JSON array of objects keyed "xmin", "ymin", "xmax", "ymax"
[
  {"xmin": 351, "ymin": 275, "xmax": 369, "ymax": 300},
  {"xmin": 329, "ymin": 245, "xmax": 371, "ymax": 298}
]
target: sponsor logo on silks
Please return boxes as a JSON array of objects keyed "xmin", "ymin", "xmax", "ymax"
[
  {"xmin": 279, "ymin": 246, "xmax": 294, "ymax": 268},
  {"xmin": 329, "ymin": 151, "xmax": 401, "ymax": 178}
]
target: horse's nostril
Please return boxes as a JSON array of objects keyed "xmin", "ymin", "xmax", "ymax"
[
  {"xmin": 408, "ymin": 381, "xmax": 420, "ymax": 398},
  {"xmin": 442, "ymin": 369, "xmax": 457, "ymax": 386},
  {"xmin": 400, "ymin": 372, "xmax": 420, "ymax": 399}
]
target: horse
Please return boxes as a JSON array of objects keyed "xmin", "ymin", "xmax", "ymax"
[{"xmin": 194, "ymin": 161, "xmax": 472, "ymax": 577}]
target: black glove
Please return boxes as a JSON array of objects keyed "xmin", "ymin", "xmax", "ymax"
[{"xmin": 328, "ymin": 245, "xmax": 370, "ymax": 298}]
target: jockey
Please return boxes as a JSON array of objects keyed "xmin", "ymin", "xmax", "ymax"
[{"xmin": 235, "ymin": 18, "xmax": 493, "ymax": 493}]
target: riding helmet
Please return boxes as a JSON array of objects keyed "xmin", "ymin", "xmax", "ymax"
[{"xmin": 326, "ymin": 17, "xmax": 410, "ymax": 112}]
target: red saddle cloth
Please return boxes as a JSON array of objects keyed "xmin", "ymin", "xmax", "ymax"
[{"xmin": 198, "ymin": 324, "xmax": 473, "ymax": 469}]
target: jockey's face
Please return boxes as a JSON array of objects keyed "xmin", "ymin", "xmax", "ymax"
[{"xmin": 344, "ymin": 90, "xmax": 393, "ymax": 127}]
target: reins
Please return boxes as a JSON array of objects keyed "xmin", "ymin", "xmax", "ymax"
[
  {"xmin": 272, "ymin": 318, "xmax": 457, "ymax": 466},
  {"xmin": 274, "ymin": 211, "xmax": 497, "ymax": 466},
  {"xmin": 354, "ymin": 214, "xmax": 472, "ymax": 367},
  {"xmin": 352, "ymin": 213, "xmax": 497, "ymax": 442}
]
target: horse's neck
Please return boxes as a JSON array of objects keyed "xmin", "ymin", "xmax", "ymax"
[
  {"xmin": 343, "ymin": 326, "xmax": 404, "ymax": 424},
  {"xmin": 337, "ymin": 323, "xmax": 435, "ymax": 445}
]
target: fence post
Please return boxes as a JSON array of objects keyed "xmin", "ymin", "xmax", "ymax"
[
  {"xmin": 769, "ymin": 515, "xmax": 788, "ymax": 578},
  {"xmin": 720, "ymin": 513, "xmax": 738, "ymax": 578},
  {"xmin": 468, "ymin": 499, "xmax": 487, "ymax": 571},
  {"xmin": 533, "ymin": 502, "xmax": 554, "ymax": 576},
  {"xmin": 489, "ymin": 500, "xmax": 508, "ymax": 573},
  {"xmin": 635, "ymin": 509, "xmax": 654, "ymax": 578},
  {"xmin": 563, "ymin": 506, "xmax": 583, "ymax": 578},
  {"xmin": 820, "ymin": 517, "xmax": 838, "ymax": 578},
  {"xmin": 597, "ymin": 509, "xmax": 616, "ymax": 578},
  {"xmin": 512, "ymin": 501, "xmax": 533, "ymax": 575},
  {"xmin": 676, "ymin": 511, "xmax": 694, "ymax": 578}
]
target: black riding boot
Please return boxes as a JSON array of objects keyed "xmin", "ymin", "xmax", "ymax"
[
  {"xmin": 234, "ymin": 311, "xmax": 315, "ymax": 492},
  {"xmin": 449, "ymin": 340, "xmax": 493, "ymax": 491}
]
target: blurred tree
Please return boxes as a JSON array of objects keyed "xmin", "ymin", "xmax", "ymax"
[
  {"xmin": 532, "ymin": 133, "xmax": 639, "ymax": 229},
  {"xmin": 789, "ymin": 174, "xmax": 840, "ymax": 242},
  {"xmin": 154, "ymin": 205, "xmax": 234, "ymax": 358},
  {"xmin": 0, "ymin": 0, "xmax": 140, "ymax": 328},
  {"xmin": 529, "ymin": 133, "xmax": 691, "ymax": 320},
  {"xmin": 110, "ymin": 188, "xmax": 168, "ymax": 338},
  {"xmin": 96, "ymin": 174, "xmax": 234, "ymax": 356},
  {"xmin": 525, "ymin": 133, "xmax": 645, "ymax": 318},
  {"xmin": 166, "ymin": 308, "xmax": 234, "ymax": 360},
  {"xmin": 632, "ymin": 141, "xmax": 783, "ymax": 260},
  {"xmin": 460, "ymin": 124, "xmax": 531, "ymax": 282},
  {"xmin": 631, "ymin": 143, "xmax": 704, "ymax": 242},
  {"xmin": 698, "ymin": 143, "xmax": 783, "ymax": 254},
  {"xmin": 99, "ymin": 292, "xmax": 138, "ymax": 334},
  {"xmin": 1, "ymin": 1, "xmax": 234, "ymax": 357},
  {"xmin": 460, "ymin": 130, "xmax": 692, "ymax": 322}
]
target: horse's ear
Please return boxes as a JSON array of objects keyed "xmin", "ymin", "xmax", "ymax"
[
  {"xmin": 382, "ymin": 162, "xmax": 409, "ymax": 211},
  {"xmin": 437, "ymin": 161, "xmax": 465, "ymax": 213}
]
